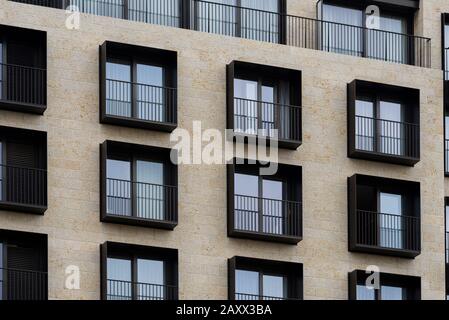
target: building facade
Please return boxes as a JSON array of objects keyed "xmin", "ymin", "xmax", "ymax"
[{"xmin": 0, "ymin": 0, "xmax": 447, "ymax": 300}]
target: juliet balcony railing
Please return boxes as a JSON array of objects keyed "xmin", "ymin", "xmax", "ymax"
[
  {"xmin": 354, "ymin": 210, "xmax": 420, "ymax": 253},
  {"xmin": 355, "ymin": 115, "xmax": 420, "ymax": 160},
  {"xmin": 235, "ymin": 293, "xmax": 290, "ymax": 301},
  {"xmin": 10, "ymin": 0, "xmax": 431, "ymax": 67},
  {"xmin": 106, "ymin": 279, "xmax": 178, "ymax": 300},
  {"xmin": 0, "ymin": 63, "xmax": 46, "ymax": 108},
  {"xmin": 233, "ymin": 194, "xmax": 301, "ymax": 240},
  {"xmin": 446, "ymin": 231, "xmax": 449, "ymax": 264},
  {"xmin": 0, "ymin": 164, "xmax": 48, "ymax": 212},
  {"xmin": 0, "ymin": 268, "xmax": 48, "ymax": 300},
  {"xmin": 445, "ymin": 139, "xmax": 449, "ymax": 175},
  {"xmin": 233, "ymin": 97, "xmax": 301, "ymax": 142},
  {"xmin": 105, "ymin": 177, "xmax": 177, "ymax": 224},
  {"xmin": 445, "ymin": 48, "xmax": 449, "ymax": 80},
  {"xmin": 105, "ymin": 78, "xmax": 177, "ymax": 125}
]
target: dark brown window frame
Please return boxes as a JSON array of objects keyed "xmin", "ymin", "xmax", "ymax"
[
  {"xmin": 100, "ymin": 241, "xmax": 178, "ymax": 300},
  {"xmin": 227, "ymin": 158, "xmax": 302, "ymax": 244},
  {"xmin": 347, "ymin": 79, "xmax": 420, "ymax": 166},
  {"xmin": 348, "ymin": 270, "xmax": 421, "ymax": 300},
  {"xmin": 99, "ymin": 41, "xmax": 178, "ymax": 132},
  {"xmin": 228, "ymin": 256, "xmax": 303, "ymax": 300},
  {"xmin": 100, "ymin": 140, "xmax": 178, "ymax": 229},
  {"xmin": 227, "ymin": 60, "xmax": 302, "ymax": 150},
  {"xmin": 0, "ymin": 24, "xmax": 47, "ymax": 114},
  {"xmin": 348, "ymin": 173, "xmax": 421, "ymax": 258}
]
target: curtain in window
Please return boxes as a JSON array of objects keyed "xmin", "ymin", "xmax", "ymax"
[
  {"xmin": 367, "ymin": 14, "xmax": 408, "ymax": 64},
  {"xmin": 260, "ymin": 84, "xmax": 275, "ymax": 137},
  {"xmin": 128, "ymin": 0, "xmax": 180, "ymax": 27},
  {"xmin": 262, "ymin": 179, "xmax": 283, "ymax": 235},
  {"xmin": 379, "ymin": 192, "xmax": 403, "ymax": 250},
  {"xmin": 137, "ymin": 259, "xmax": 164, "ymax": 300},
  {"xmin": 381, "ymin": 285, "xmax": 404, "ymax": 300},
  {"xmin": 262, "ymin": 275, "xmax": 284, "ymax": 300},
  {"xmin": 379, "ymin": 101, "xmax": 403, "ymax": 156},
  {"xmin": 240, "ymin": 0, "xmax": 279, "ymax": 43},
  {"xmin": 106, "ymin": 62, "xmax": 132, "ymax": 118},
  {"xmin": 321, "ymin": 3, "xmax": 363, "ymax": 56},
  {"xmin": 235, "ymin": 270, "xmax": 259, "ymax": 300},
  {"xmin": 356, "ymin": 284, "xmax": 375, "ymax": 300},
  {"xmin": 234, "ymin": 78, "xmax": 258, "ymax": 135},
  {"xmin": 234, "ymin": 173, "xmax": 259, "ymax": 232},
  {"xmin": 195, "ymin": 0, "xmax": 238, "ymax": 36},
  {"xmin": 136, "ymin": 64, "xmax": 165, "ymax": 122},
  {"xmin": 106, "ymin": 159, "xmax": 131, "ymax": 216},
  {"xmin": 136, "ymin": 160, "xmax": 164, "ymax": 220},
  {"xmin": 107, "ymin": 258, "xmax": 132, "ymax": 300},
  {"xmin": 355, "ymin": 100, "xmax": 374, "ymax": 152},
  {"xmin": 278, "ymin": 80, "xmax": 291, "ymax": 140},
  {"xmin": 70, "ymin": 0, "xmax": 124, "ymax": 18}
]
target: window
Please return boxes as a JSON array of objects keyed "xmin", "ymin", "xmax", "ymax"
[
  {"xmin": 348, "ymin": 174, "xmax": 420, "ymax": 258},
  {"xmin": 349, "ymin": 270, "xmax": 420, "ymax": 300},
  {"xmin": 100, "ymin": 41, "xmax": 177, "ymax": 131},
  {"xmin": 194, "ymin": 0, "xmax": 282, "ymax": 43},
  {"xmin": 348, "ymin": 80, "xmax": 420, "ymax": 166},
  {"xmin": 101, "ymin": 141, "xmax": 178, "ymax": 229},
  {"xmin": 227, "ymin": 61, "xmax": 302, "ymax": 149},
  {"xmin": 228, "ymin": 159, "xmax": 302, "ymax": 244},
  {"xmin": 229, "ymin": 256, "xmax": 302, "ymax": 300},
  {"xmin": 101, "ymin": 242, "xmax": 178, "ymax": 300}
]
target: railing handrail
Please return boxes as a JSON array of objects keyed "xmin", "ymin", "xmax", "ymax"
[
  {"xmin": 106, "ymin": 177, "xmax": 176, "ymax": 189},
  {"xmin": 0, "ymin": 267, "xmax": 47, "ymax": 275},
  {"xmin": 234, "ymin": 97, "xmax": 301, "ymax": 109},
  {"xmin": 106, "ymin": 78, "xmax": 177, "ymax": 91},
  {"xmin": 0, "ymin": 163, "xmax": 47, "ymax": 172},
  {"xmin": 107, "ymin": 278, "xmax": 177, "ymax": 289},
  {"xmin": 0, "ymin": 62, "xmax": 47, "ymax": 72},
  {"xmin": 235, "ymin": 193, "xmax": 301, "ymax": 206},
  {"xmin": 357, "ymin": 209, "xmax": 419, "ymax": 221},
  {"xmin": 355, "ymin": 115, "xmax": 419, "ymax": 127}
]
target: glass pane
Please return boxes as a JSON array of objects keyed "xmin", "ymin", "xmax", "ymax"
[
  {"xmin": 445, "ymin": 25, "xmax": 449, "ymax": 79},
  {"xmin": 106, "ymin": 159, "xmax": 131, "ymax": 216},
  {"xmin": 263, "ymin": 275, "xmax": 284, "ymax": 300},
  {"xmin": 128, "ymin": 0, "xmax": 180, "ymax": 27},
  {"xmin": 356, "ymin": 284, "xmax": 375, "ymax": 300},
  {"xmin": 136, "ymin": 64, "xmax": 165, "ymax": 122},
  {"xmin": 446, "ymin": 117, "xmax": 449, "ymax": 173},
  {"xmin": 380, "ymin": 192, "xmax": 403, "ymax": 249},
  {"xmin": 261, "ymin": 85, "xmax": 275, "ymax": 137},
  {"xmin": 446, "ymin": 206, "xmax": 449, "ymax": 263},
  {"xmin": 240, "ymin": 0, "xmax": 279, "ymax": 43},
  {"xmin": 137, "ymin": 259, "xmax": 164, "ymax": 300},
  {"xmin": 355, "ymin": 100, "xmax": 374, "ymax": 151},
  {"xmin": 107, "ymin": 258, "xmax": 132, "ymax": 300},
  {"xmin": 234, "ymin": 79, "xmax": 258, "ymax": 135},
  {"xmin": 381, "ymin": 285, "xmax": 404, "ymax": 300},
  {"xmin": 136, "ymin": 160, "xmax": 164, "ymax": 220},
  {"xmin": 71, "ymin": 0, "xmax": 125, "ymax": 18},
  {"xmin": 262, "ymin": 179, "xmax": 283, "ymax": 234},
  {"xmin": 106, "ymin": 62, "xmax": 132, "ymax": 118},
  {"xmin": 235, "ymin": 269, "xmax": 259, "ymax": 300},
  {"xmin": 234, "ymin": 173, "xmax": 258, "ymax": 232},
  {"xmin": 321, "ymin": 4, "xmax": 363, "ymax": 56},
  {"xmin": 379, "ymin": 101, "xmax": 402, "ymax": 155},
  {"xmin": 196, "ymin": 0, "xmax": 237, "ymax": 36}
]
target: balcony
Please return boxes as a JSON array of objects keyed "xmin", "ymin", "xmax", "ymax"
[
  {"xmin": 0, "ymin": 164, "xmax": 47, "ymax": 214},
  {"xmin": 106, "ymin": 279, "xmax": 178, "ymax": 300},
  {"xmin": 10, "ymin": 0, "xmax": 431, "ymax": 68},
  {"xmin": 0, "ymin": 268, "xmax": 48, "ymax": 300},
  {"xmin": 235, "ymin": 293, "xmax": 293, "ymax": 301}
]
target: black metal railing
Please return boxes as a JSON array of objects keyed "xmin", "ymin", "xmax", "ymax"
[
  {"xmin": 233, "ymin": 97, "xmax": 301, "ymax": 142},
  {"xmin": 105, "ymin": 79, "xmax": 176, "ymax": 124},
  {"xmin": 106, "ymin": 177, "xmax": 177, "ymax": 222},
  {"xmin": 446, "ymin": 231, "xmax": 449, "ymax": 264},
  {"xmin": 445, "ymin": 139, "xmax": 449, "ymax": 174},
  {"xmin": 235, "ymin": 292, "xmax": 288, "ymax": 301},
  {"xmin": 355, "ymin": 210, "xmax": 420, "ymax": 252},
  {"xmin": 355, "ymin": 115, "xmax": 419, "ymax": 158},
  {"xmin": 234, "ymin": 194, "xmax": 301, "ymax": 238},
  {"xmin": 445, "ymin": 48, "xmax": 449, "ymax": 80},
  {"xmin": 106, "ymin": 279, "xmax": 177, "ymax": 300},
  {"xmin": 10, "ymin": 0, "xmax": 431, "ymax": 67},
  {"xmin": 0, "ymin": 268, "xmax": 48, "ymax": 300},
  {"xmin": 0, "ymin": 63, "xmax": 46, "ymax": 107},
  {"xmin": 0, "ymin": 164, "xmax": 47, "ymax": 208}
]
